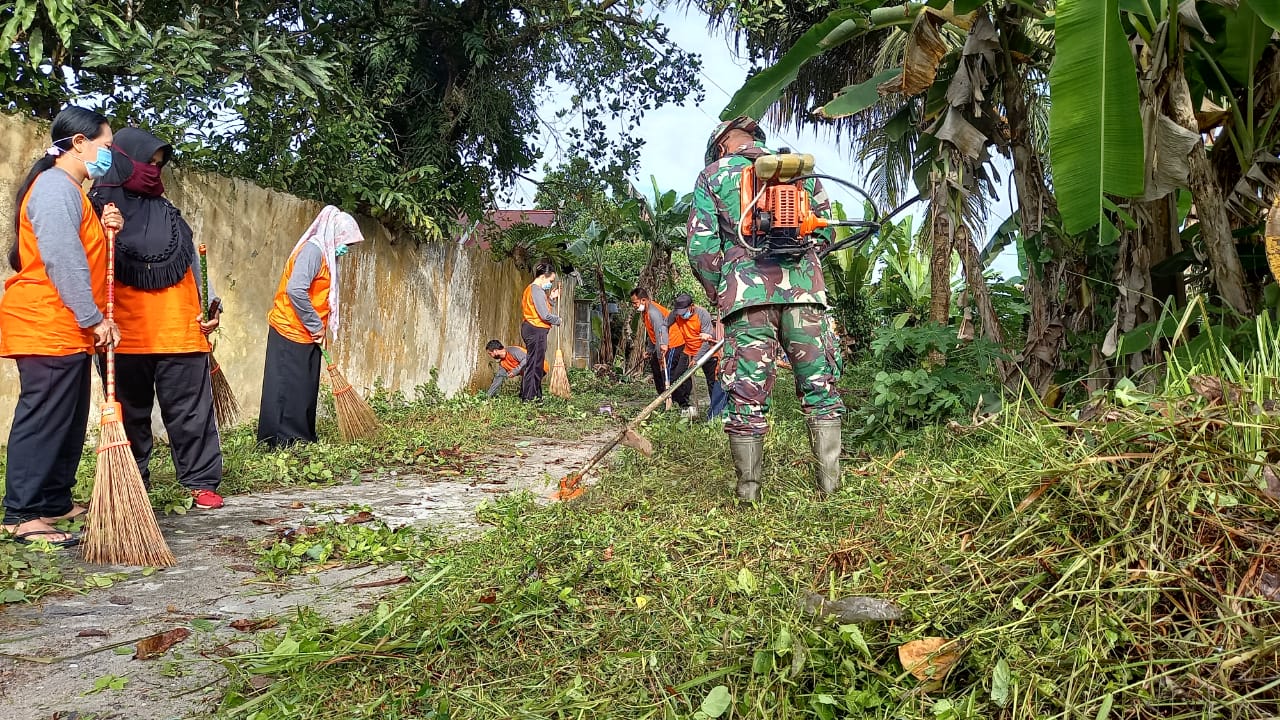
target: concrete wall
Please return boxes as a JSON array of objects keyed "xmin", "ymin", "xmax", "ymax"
[{"xmin": 0, "ymin": 112, "xmax": 575, "ymax": 437}]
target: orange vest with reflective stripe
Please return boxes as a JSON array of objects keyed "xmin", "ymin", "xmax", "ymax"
[
  {"xmin": 522, "ymin": 284, "xmax": 550, "ymax": 329},
  {"xmin": 0, "ymin": 176, "xmax": 108, "ymax": 357},
  {"xmin": 267, "ymin": 245, "xmax": 331, "ymax": 344},
  {"xmin": 114, "ymin": 269, "xmax": 210, "ymax": 354}
]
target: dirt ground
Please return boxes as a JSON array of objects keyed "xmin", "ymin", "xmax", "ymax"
[{"xmin": 0, "ymin": 432, "xmax": 608, "ymax": 720}]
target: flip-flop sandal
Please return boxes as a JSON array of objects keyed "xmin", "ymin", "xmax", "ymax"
[{"xmin": 13, "ymin": 530, "xmax": 80, "ymax": 548}]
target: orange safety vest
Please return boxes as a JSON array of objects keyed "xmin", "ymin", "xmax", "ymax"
[
  {"xmin": 521, "ymin": 284, "xmax": 551, "ymax": 329},
  {"xmin": 267, "ymin": 245, "xmax": 332, "ymax": 344},
  {"xmin": 500, "ymin": 346, "xmax": 525, "ymax": 373},
  {"xmin": 643, "ymin": 301, "xmax": 669, "ymax": 345},
  {"xmin": 668, "ymin": 317, "xmax": 685, "ymax": 348},
  {"xmin": 672, "ymin": 308, "xmax": 706, "ymax": 357},
  {"xmin": 500, "ymin": 345, "xmax": 548, "ymax": 374},
  {"xmin": 114, "ymin": 269, "xmax": 210, "ymax": 354},
  {"xmin": 0, "ymin": 175, "xmax": 108, "ymax": 357}
]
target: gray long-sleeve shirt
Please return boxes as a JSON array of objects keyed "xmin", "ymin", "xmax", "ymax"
[
  {"xmin": 643, "ymin": 303, "xmax": 669, "ymax": 348},
  {"xmin": 26, "ymin": 168, "xmax": 102, "ymax": 329},
  {"xmin": 287, "ymin": 243, "xmax": 325, "ymax": 335},
  {"xmin": 486, "ymin": 346, "xmax": 529, "ymax": 397},
  {"xmin": 529, "ymin": 283, "xmax": 561, "ymax": 326}
]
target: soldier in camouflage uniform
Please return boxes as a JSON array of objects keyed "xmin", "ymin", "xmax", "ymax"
[{"xmin": 686, "ymin": 116, "xmax": 844, "ymax": 502}]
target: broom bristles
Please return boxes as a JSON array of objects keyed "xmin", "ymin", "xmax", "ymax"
[
  {"xmin": 209, "ymin": 353, "xmax": 241, "ymax": 428},
  {"xmin": 327, "ymin": 363, "xmax": 380, "ymax": 442},
  {"xmin": 549, "ymin": 348, "xmax": 572, "ymax": 400},
  {"xmin": 82, "ymin": 407, "xmax": 176, "ymax": 567}
]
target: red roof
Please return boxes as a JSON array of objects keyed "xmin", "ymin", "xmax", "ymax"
[{"xmin": 460, "ymin": 209, "xmax": 556, "ymax": 249}]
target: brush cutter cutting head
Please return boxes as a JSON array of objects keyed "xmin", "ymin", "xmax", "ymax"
[{"xmin": 553, "ymin": 472, "xmax": 584, "ymax": 501}]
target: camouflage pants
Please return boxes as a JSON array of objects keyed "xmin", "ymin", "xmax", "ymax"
[{"xmin": 719, "ymin": 304, "xmax": 844, "ymax": 437}]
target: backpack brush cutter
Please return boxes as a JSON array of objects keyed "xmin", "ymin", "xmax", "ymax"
[{"xmin": 735, "ymin": 150, "xmax": 919, "ymax": 261}]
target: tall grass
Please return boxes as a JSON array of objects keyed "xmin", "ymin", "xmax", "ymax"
[{"xmin": 214, "ymin": 357, "xmax": 1280, "ymax": 719}]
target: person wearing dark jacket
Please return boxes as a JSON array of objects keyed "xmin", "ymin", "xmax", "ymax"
[{"xmin": 88, "ymin": 127, "xmax": 226, "ymax": 510}]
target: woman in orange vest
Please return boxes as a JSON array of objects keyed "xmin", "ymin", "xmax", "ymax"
[
  {"xmin": 0, "ymin": 107, "xmax": 122, "ymax": 547},
  {"xmin": 257, "ymin": 206, "xmax": 365, "ymax": 449},
  {"xmin": 518, "ymin": 262, "xmax": 562, "ymax": 402},
  {"xmin": 88, "ymin": 127, "xmax": 226, "ymax": 511}
]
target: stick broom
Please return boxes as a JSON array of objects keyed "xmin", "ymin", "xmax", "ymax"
[
  {"xmin": 548, "ymin": 292, "xmax": 572, "ymax": 400},
  {"xmin": 320, "ymin": 346, "xmax": 380, "ymax": 442},
  {"xmin": 198, "ymin": 244, "xmax": 241, "ymax": 428},
  {"xmin": 83, "ymin": 221, "xmax": 176, "ymax": 567}
]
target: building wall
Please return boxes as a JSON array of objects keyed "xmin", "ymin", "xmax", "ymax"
[{"xmin": 0, "ymin": 112, "xmax": 574, "ymax": 439}]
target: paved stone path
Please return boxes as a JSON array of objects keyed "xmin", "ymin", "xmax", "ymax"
[{"xmin": 0, "ymin": 433, "xmax": 606, "ymax": 720}]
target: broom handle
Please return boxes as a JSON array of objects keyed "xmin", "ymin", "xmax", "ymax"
[
  {"xmin": 198, "ymin": 243, "xmax": 212, "ymax": 321},
  {"xmin": 573, "ymin": 338, "xmax": 725, "ymax": 479},
  {"xmin": 104, "ymin": 224, "xmax": 117, "ymax": 404}
]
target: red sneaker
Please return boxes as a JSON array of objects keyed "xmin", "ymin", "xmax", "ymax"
[{"xmin": 192, "ymin": 489, "xmax": 224, "ymax": 509}]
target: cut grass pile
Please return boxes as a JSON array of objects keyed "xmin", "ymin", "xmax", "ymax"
[{"xmin": 218, "ymin": 371, "xmax": 1280, "ymax": 720}]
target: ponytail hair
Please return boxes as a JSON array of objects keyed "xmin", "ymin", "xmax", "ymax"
[{"xmin": 9, "ymin": 106, "xmax": 110, "ymax": 271}]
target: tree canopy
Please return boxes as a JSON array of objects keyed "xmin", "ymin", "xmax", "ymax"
[{"xmin": 1, "ymin": 0, "xmax": 701, "ymax": 238}]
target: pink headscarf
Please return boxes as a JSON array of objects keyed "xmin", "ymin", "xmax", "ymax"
[{"xmin": 288, "ymin": 205, "xmax": 365, "ymax": 337}]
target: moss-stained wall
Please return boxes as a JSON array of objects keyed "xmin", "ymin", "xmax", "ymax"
[{"xmin": 0, "ymin": 112, "xmax": 574, "ymax": 439}]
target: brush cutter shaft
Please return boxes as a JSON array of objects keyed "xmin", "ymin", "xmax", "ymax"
[{"xmin": 574, "ymin": 338, "xmax": 725, "ymax": 479}]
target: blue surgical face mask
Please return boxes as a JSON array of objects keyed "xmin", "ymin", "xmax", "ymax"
[
  {"xmin": 80, "ymin": 144, "xmax": 113, "ymax": 180},
  {"xmin": 335, "ymin": 244, "xmax": 350, "ymax": 258},
  {"xmin": 680, "ymin": 310, "xmax": 692, "ymax": 319},
  {"xmin": 541, "ymin": 281, "xmax": 553, "ymax": 291},
  {"xmin": 51, "ymin": 135, "xmax": 112, "ymax": 179}
]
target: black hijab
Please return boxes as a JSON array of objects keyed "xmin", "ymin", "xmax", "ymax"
[{"xmin": 88, "ymin": 128, "xmax": 195, "ymax": 290}]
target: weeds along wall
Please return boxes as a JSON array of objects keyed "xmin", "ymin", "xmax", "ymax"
[{"xmin": 0, "ymin": 112, "xmax": 574, "ymax": 437}]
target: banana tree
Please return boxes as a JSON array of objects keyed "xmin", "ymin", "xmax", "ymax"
[
  {"xmin": 567, "ymin": 223, "xmax": 632, "ymax": 367},
  {"xmin": 616, "ymin": 177, "xmax": 692, "ymax": 377},
  {"xmin": 715, "ymin": 0, "xmax": 1280, "ymax": 393}
]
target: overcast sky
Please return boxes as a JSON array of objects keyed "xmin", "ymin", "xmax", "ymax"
[{"xmin": 510, "ymin": 4, "xmax": 1020, "ymax": 278}]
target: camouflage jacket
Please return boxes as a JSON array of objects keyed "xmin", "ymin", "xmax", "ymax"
[{"xmin": 686, "ymin": 143, "xmax": 834, "ymax": 319}]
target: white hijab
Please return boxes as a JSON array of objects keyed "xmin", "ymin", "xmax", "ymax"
[{"xmin": 288, "ymin": 205, "xmax": 365, "ymax": 337}]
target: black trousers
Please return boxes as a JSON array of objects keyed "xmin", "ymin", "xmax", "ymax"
[
  {"xmin": 257, "ymin": 327, "xmax": 322, "ymax": 449},
  {"xmin": 670, "ymin": 351, "xmax": 717, "ymax": 409},
  {"xmin": 520, "ymin": 321, "xmax": 549, "ymax": 402},
  {"xmin": 4, "ymin": 354, "xmax": 92, "ymax": 524},
  {"xmin": 108, "ymin": 353, "xmax": 222, "ymax": 492},
  {"xmin": 647, "ymin": 346, "xmax": 669, "ymax": 396}
]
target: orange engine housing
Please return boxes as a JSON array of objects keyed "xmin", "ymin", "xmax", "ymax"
[{"xmin": 739, "ymin": 166, "xmax": 827, "ymax": 239}]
